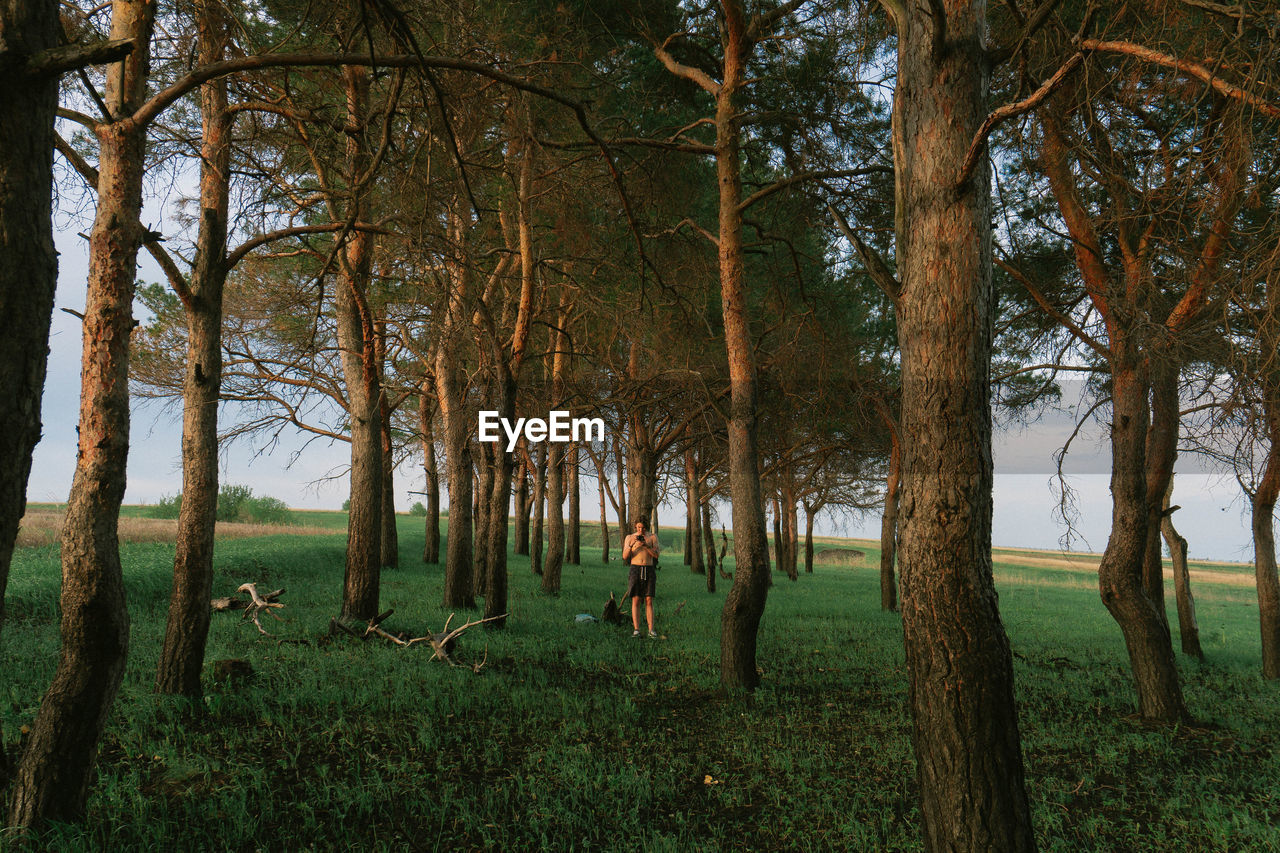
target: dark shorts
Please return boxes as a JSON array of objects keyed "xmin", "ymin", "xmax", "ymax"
[{"xmin": 627, "ymin": 563, "xmax": 657, "ymax": 599}]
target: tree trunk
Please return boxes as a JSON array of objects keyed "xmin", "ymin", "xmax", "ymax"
[
  {"xmin": 419, "ymin": 385, "xmax": 440, "ymax": 565},
  {"xmin": 713, "ymin": 3, "xmax": 772, "ymax": 690},
  {"xmin": 784, "ymin": 486, "xmax": 799, "ymax": 580},
  {"xmin": 614, "ymin": 433, "xmax": 628, "ymax": 541},
  {"xmin": 514, "ymin": 446, "xmax": 530, "ymax": 555},
  {"xmin": 702, "ymin": 499, "xmax": 717, "ymax": 593},
  {"xmin": 474, "ymin": 453, "xmax": 492, "ymax": 597},
  {"xmin": 0, "ymin": 0, "xmax": 60, "ymax": 634},
  {"xmin": 333, "ymin": 65, "xmax": 382, "ymax": 622},
  {"xmin": 803, "ymin": 500, "xmax": 816, "ymax": 575},
  {"xmin": 1161, "ymin": 477, "xmax": 1202, "ymax": 659},
  {"xmin": 772, "ymin": 496, "xmax": 784, "ymax": 575},
  {"xmin": 598, "ymin": 468, "xmax": 610, "ymax": 563},
  {"xmin": 7, "ymin": 0, "xmax": 152, "ymax": 827},
  {"xmin": 483, "ymin": 373, "xmax": 516, "ymax": 626},
  {"xmin": 626, "ymin": 441, "xmax": 658, "ymax": 527},
  {"xmin": 544, "ymin": 443, "xmax": 565, "ymax": 594},
  {"xmin": 567, "ymin": 442, "xmax": 580, "ymax": 564},
  {"xmin": 531, "ymin": 442, "xmax": 547, "ymax": 576},
  {"xmin": 1098, "ymin": 347, "xmax": 1186, "ymax": 720},
  {"xmin": 155, "ymin": 0, "xmax": 230, "ymax": 698},
  {"xmin": 1254, "ymin": 322, "xmax": 1280, "ymax": 679},
  {"xmin": 686, "ymin": 448, "xmax": 704, "ymax": 574},
  {"xmin": 377, "ymin": 324, "xmax": 398, "ymax": 570},
  {"xmin": 892, "ymin": 1, "xmax": 1035, "ymax": 847},
  {"xmin": 881, "ymin": 405, "xmax": 901, "ymax": 611},
  {"xmin": 1143, "ymin": 358, "xmax": 1180, "ymax": 626}
]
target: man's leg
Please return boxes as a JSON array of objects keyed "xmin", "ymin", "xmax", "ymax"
[
  {"xmin": 645, "ymin": 596, "xmax": 655, "ymax": 633},
  {"xmin": 632, "ymin": 595, "xmax": 641, "ymax": 631}
]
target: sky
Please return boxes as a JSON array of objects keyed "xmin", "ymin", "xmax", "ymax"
[{"xmin": 28, "ymin": 194, "xmax": 1259, "ymax": 563}]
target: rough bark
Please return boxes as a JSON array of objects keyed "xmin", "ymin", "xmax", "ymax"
[
  {"xmin": 772, "ymin": 496, "xmax": 784, "ymax": 574},
  {"xmin": 1161, "ymin": 477, "xmax": 1202, "ymax": 660},
  {"xmin": 0, "ymin": 0, "xmax": 60, "ymax": 633},
  {"xmin": 803, "ymin": 500, "xmax": 817, "ymax": 575},
  {"xmin": 419, "ymin": 385, "xmax": 440, "ymax": 564},
  {"xmin": 155, "ymin": 0, "xmax": 231, "ymax": 698},
  {"xmin": 7, "ymin": 0, "xmax": 152, "ymax": 827},
  {"xmin": 712, "ymin": 1, "xmax": 771, "ymax": 690},
  {"xmin": 892, "ymin": 0, "xmax": 1035, "ymax": 848},
  {"xmin": 334, "ymin": 65, "xmax": 382, "ymax": 621},
  {"xmin": 1142, "ymin": 358, "xmax": 1179, "ymax": 626},
  {"xmin": 543, "ymin": 443, "xmax": 565, "ymax": 593}
]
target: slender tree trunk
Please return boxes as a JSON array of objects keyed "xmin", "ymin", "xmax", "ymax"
[
  {"xmin": 474, "ymin": 453, "xmax": 493, "ymax": 597},
  {"xmin": 419, "ymin": 386, "xmax": 440, "ymax": 564},
  {"xmin": 514, "ymin": 447, "xmax": 530, "ymax": 555},
  {"xmin": 880, "ymin": 403, "xmax": 901, "ymax": 611},
  {"xmin": 772, "ymin": 496, "xmax": 784, "ymax": 575},
  {"xmin": 785, "ymin": 486, "xmax": 799, "ymax": 580},
  {"xmin": 1254, "ymin": 298, "xmax": 1280, "ymax": 678},
  {"xmin": 376, "ymin": 324, "xmax": 398, "ymax": 570},
  {"xmin": 714, "ymin": 3, "xmax": 771, "ymax": 689},
  {"xmin": 531, "ymin": 442, "xmax": 547, "ymax": 576},
  {"xmin": 567, "ymin": 443, "xmax": 580, "ymax": 564},
  {"xmin": 0, "ymin": 0, "xmax": 60, "ymax": 634},
  {"xmin": 892, "ymin": 1, "xmax": 1035, "ymax": 847},
  {"xmin": 686, "ymin": 448, "xmax": 704, "ymax": 574},
  {"xmin": 7, "ymin": 0, "xmax": 153, "ymax": 827},
  {"xmin": 803, "ymin": 501, "xmax": 816, "ymax": 575},
  {"xmin": 155, "ymin": 0, "xmax": 230, "ymax": 698},
  {"xmin": 1098, "ymin": 347, "xmax": 1186, "ymax": 720},
  {"xmin": 1161, "ymin": 477, "xmax": 1202, "ymax": 659},
  {"xmin": 702, "ymin": 500, "xmax": 717, "ymax": 593},
  {"xmin": 598, "ymin": 470, "xmax": 610, "ymax": 563},
  {"xmin": 544, "ymin": 443, "xmax": 565, "ymax": 593},
  {"xmin": 615, "ymin": 433, "xmax": 628, "ymax": 538},
  {"xmin": 1142, "ymin": 358, "xmax": 1180, "ymax": 626}
]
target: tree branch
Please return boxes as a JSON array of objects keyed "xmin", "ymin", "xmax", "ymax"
[
  {"xmin": 653, "ymin": 39, "xmax": 721, "ymax": 96},
  {"xmin": 225, "ymin": 222, "xmax": 391, "ymax": 270},
  {"xmin": 828, "ymin": 204, "xmax": 900, "ymax": 307},
  {"xmin": 957, "ymin": 52, "xmax": 1084, "ymax": 188},
  {"xmin": 739, "ymin": 166, "xmax": 891, "ymax": 213},
  {"xmin": 996, "ymin": 256, "xmax": 1110, "ymax": 360},
  {"xmin": 989, "ymin": 0, "xmax": 1066, "ymax": 65},
  {"xmin": 1080, "ymin": 39, "xmax": 1280, "ymax": 118},
  {"xmin": 24, "ymin": 38, "xmax": 133, "ymax": 77}
]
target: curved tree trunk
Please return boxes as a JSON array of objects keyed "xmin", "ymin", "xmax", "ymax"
[
  {"xmin": 0, "ymin": 0, "xmax": 60, "ymax": 635},
  {"xmin": 1098, "ymin": 348, "xmax": 1186, "ymax": 720},
  {"xmin": 892, "ymin": 1, "xmax": 1035, "ymax": 847},
  {"xmin": 1161, "ymin": 479, "xmax": 1202, "ymax": 659},
  {"xmin": 155, "ymin": 0, "xmax": 231, "ymax": 698},
  {"xmin": 7, "ymin": 0, "xmax": 153, "ymax": 827}
]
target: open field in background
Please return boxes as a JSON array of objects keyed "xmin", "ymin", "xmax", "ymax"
[
  {"xmin": 3, "ymin": 512, "xmax": 1280, "ymax": 850},
  {"xmin": 15, "ymin": 506, "xmax": 338, "ymax": 549}
]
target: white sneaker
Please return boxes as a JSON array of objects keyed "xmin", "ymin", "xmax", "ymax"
[
  {"xmin": 648, "ymin": 630, "xmax": 658, "ymax": 639},
  {"xmin": 632, "ymin": 629, "xmax": 641, "ymax": 637}
]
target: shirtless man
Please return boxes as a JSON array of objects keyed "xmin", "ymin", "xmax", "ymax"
[{"xmin": 622, "ymin": 519, "xmax": 660, "ymax": 638}]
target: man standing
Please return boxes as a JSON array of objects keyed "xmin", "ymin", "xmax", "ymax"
[{"xmin": 623, "ymin": 520, "xmax": 660, "ymax": 638}]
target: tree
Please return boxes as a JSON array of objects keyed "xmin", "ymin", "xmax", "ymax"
[{"xmin": 875, "ymin": 0, "xmax": 1037, "ymax": 845}]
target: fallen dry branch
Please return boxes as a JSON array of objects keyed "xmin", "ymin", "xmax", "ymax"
[
  {"xmin": 236, "ymin": 583, "xmax": 286, "ymax": 635},
  {"xmin": 330, "ymin": 610, "xmax": 508, "ymax": 672}
]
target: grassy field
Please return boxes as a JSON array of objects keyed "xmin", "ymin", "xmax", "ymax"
[{"xmin": 2, "ymin": 511, "xmax": 1279, "ymax": 851}]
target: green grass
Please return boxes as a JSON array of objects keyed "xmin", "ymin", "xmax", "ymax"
[{"xmin": 3, "ymin": 518, "xmax": 1280, "ymax": 851}]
